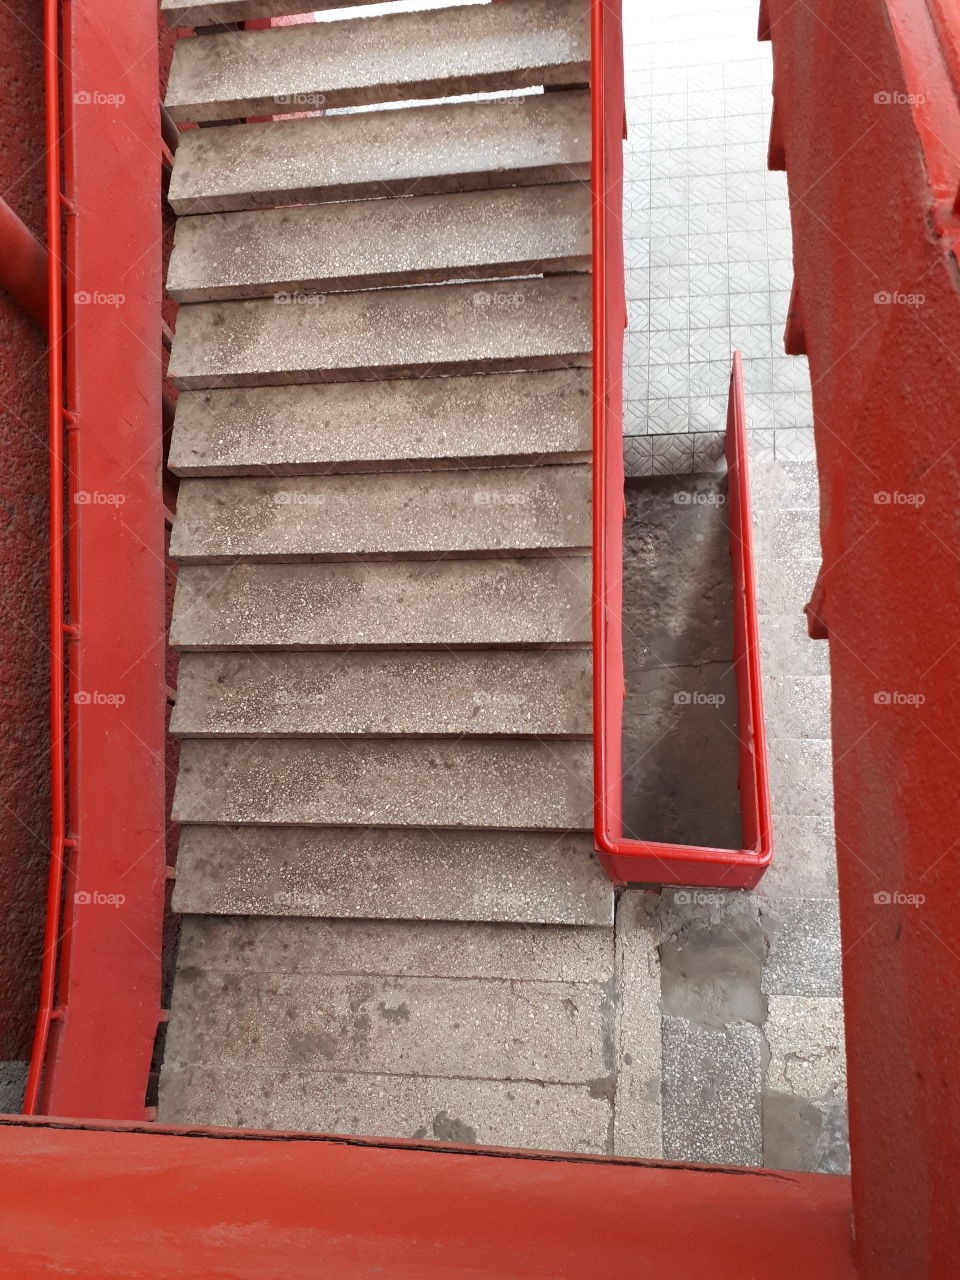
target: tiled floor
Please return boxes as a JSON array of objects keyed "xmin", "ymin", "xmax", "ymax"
[
  {"xmin": 621, "ymin": 0, "xmax": 816, "ymax": 477},
  {"xmin": 619, "ymin": 1, "xmax": 847, "ymax": 1173}
]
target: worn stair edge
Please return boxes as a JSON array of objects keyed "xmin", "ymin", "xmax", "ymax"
[
  {"xmin": 168, "ymin": 369, "xmax": 593, "ymax": 477},
  {"xmin": 163, "ymin": 0, "xmax": 385, "ymax": 27},
  {"xmin": 157, "ymin": 1063, "xmax": 612, "ymax": 1153},
  {"xmin": 172, "ymin": 737, "xmax": 594, "ymax": 831},
  {"xmin": 170, "ymin": 650, "xmax": 593, "ymax": 738},
  {"xmin": 168, "ymin": 465, "xmax": 593, "ymax": 563},
  {"xmin": 166, "ymin": 183, "xmax": 591, "ymax": 303},
  {"xmin": 171, "ymin": 557, "xmax": 593, "ymax": 649},
  {"xmin": 171, "ymin": 827, "xmax": 611, "ymax": 924},
  {"xmin": 166, "ymin": 0, "xmax": 589, "ymax": 123},
  {"xmin": 167, "ymin": 91, "xmax": 591, "ymax": 215},
  {"xmin": 169, "ymin": 275, "xmax": 592, "ymax": 390},
  {"xmin": 162, "ymin": 966, "xmax": 610, "ymax": 1082}
]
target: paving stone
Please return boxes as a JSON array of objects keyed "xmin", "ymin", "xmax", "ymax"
[
  {"xmin": 171, "ymin": 557, "xmax": 592, "ymax": 649},
  {"xmin": 166, "ymin": 0, "xmax": 589, "ymax": 123},
  {"xmin": 169, "ymin": 368, "xmax": 592, "ymax": 476},
  {"xmin": 762, "ymin": 899, "xmax": 842, "ymax": 997},
  {"xmin": 175, "ymin": 916, "xmax": 615, "ymax": 983},
  {"xmin": 163, "ymin": 0, "xmax": 383, "ymax": 25},
  {"xmin": 173, "ymin": 738, "xmax": 594, "ymax": 830},
  {"xmin": 661, "ymin": 1015, "xmax": 763, "ymax": 1167},
  {"xmin": 164, "ymin": 968, "xmax": 611, "ymax": 1082},
  {"xmin": 172, "ymin": 827, "xmax": 613, "ymax": 925},
  {"xmin": 766, "ymin": 738, "xmax": 834, "ymax": 817},
  {"xmin": 762, "ymin": 1093, "xmax": 850, "ymax": 1175},
  {"xmin": 764, "ymin": 995, "xmax": 847, "ymax": 1101},
  {"xmin": 613, "ymin": 892, "xmax": 663, "ymax": 1158},
  {"xmin": 758, "ymin": 814, "xmax": 838, "ymax": 900},
  {"xmin": 169, "ymin": 465, "xmax": 592, "ymax": 561},
  {"xmin": 760, "ymin": 673, "xmax": 832, "ymax": 740},
  {"xmin": 167, "ymin": 183, "xmax": 591, "ymax": 302},
  {"xmin": 172, "ymin": 650, "xmax": 592, "ymax": 738},
  {"xmin": 759, "ymin": 614, "xmax": 830, "ymax": 680},
  {"xmin": 169, "ymin": 276, "xmax": 592, "ymax": 389},
  {"xmin": 159, "ymin": 1065, "xmax": 612, "ymax": 1154},
  {"xmin": 168, "ymin": 91, "xmax": 591, "ymax": 214},
  {"xmin": 749, "ymin": 459, "xmax": 820, "ymax": 511}
]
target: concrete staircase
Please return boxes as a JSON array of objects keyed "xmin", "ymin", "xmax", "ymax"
[{"xmin": 158, "ymin": 0, "xmax": 616, "ymax": 1152}]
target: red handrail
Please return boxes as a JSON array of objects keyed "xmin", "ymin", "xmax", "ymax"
[
  {"xmin": 591, "ymin": 0, "xmax": 772, "ymax": 888},
  {"xmin": 25, "ymin": 0, "xmax": 68, "ymax": 1114}
]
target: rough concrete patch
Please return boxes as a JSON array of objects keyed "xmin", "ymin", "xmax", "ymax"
[
  {"xmin": 762, "ymin": 1093, "xmax": 850, "ymax": 1175},
  {"xmin": 613, "ymin": 891, "xmax": 663, "ymax": 1158},
  {"xmin": 658, "ymin": 888, "xmax": 768, "ymax": 1029},
  {"xmin": 764, "ymin": 995, "xmax": 847, "ymax": 1102},
  {"xmin": 761, "ymin": 899, "xmax": 842, "ymax": 997},
  {"xmin": 0, "ymin": 1061, "xmax": 26, "ymax": 1113}
]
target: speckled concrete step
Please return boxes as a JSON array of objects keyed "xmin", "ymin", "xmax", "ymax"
[
  {"xmin": 169, "ymin": 465, "xmax": 592, "ymax": 563},
  {"xmin": 165, "ymin": 0, "xmax": 589, "ymax": 124},
  {"xmin": 169, "ymin": 275, "xmax": 592, "ymax": 389},
  {"xmin": 167, "ymin": 183, "xmax": 591, "ymax": 303},
  {"xmin": 173, "ymin": 738, "xmax": 594, "ymax": 830},
  {"xmin": 167, "ymin": 91, "xmax": 590, "ymax": 214},
  {"xmin": 171, "ymin": 650, "xmax": 592, "ymax": 737},
  {"xmin": 171, "ymin": 827, "xmax": 611, "ymax": 924},
  {"xmin": 169, "ymin": 369, "xmax": 592, "ymax": 477},
  {"xmin": 171, "ymin": 557, "xmax": 592, "ymax": 649},
  {"xmin": 163, "ymin": 0, "xmax": 389, "ymax": 27}
]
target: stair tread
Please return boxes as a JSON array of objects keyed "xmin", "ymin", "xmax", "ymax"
[
  {"xmin": 163, "ymin": 0, "xmax": 393, "ymax": 27},
  {"xmin": 172, "ymin": 828, "xmax": 611, "ymax": 924},
  {"xmin": 165, "ymin": 0, "xmax": 588, "ymax": 124},
  {"xmin": 171, "ymin": 650, "xmax": 592, "ymax": 737},
  {"xmin": 173, "ymin": 737, "xmax": 594, "ymax": 830},
  {"xmin": 169, "ymin": 464, "xmax": 593, "ymax": 562},
  {"xmin": 167, "ymin": 90, "xmax": 591, "ymax": 214},
  {"xmin": 169, "ymin": 275, "xmax": 592, "ymax": 390},
  {"xmin": 169, "ymin": 369, "xmax": 593, "ymax": 477},
  {"xmin": 167, "ymin": 182, "xmax": 591, "ymax": 302},
  {"xmin": 171, "ymin": 557, "xmax": 592, "ymax": 648}
]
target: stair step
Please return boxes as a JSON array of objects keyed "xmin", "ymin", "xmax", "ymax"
[
  {"xmin": 171, "ymin": 557, "xmax": 592, "ymax": 649},
  {"xmin": 171, "ymin": 650, "xmax": 592, "ymax": 737},
  {"xmin": 169, "ymin": 275, "xmax": 591, "ymax": 390},
  {"xmin": 172, "ymin": 827, "xmax": 611, "ymax": 924},
  {"xmin": 163, "ymin": 964, "xmax": 607, "ymax": 1082},
  {"xmin": 167, "ymin": 90, "xmax": 590, "ymax": 214},
  {"xmin": 167, "ymin": 183, "xmax": 591, "ymax": 303},
  {"xmin": 170, "ymin": 465, "xmax": 592, "ymax": 563},
  {"xmin": 163, "ymin": 0, "xmax": 390, "ymax": 28},
  {"xmin": 169, "ymin": 369, "xmax": 593, "ymax": 477},
  {"xmin": 173, "ymin": 738, "xmax": 594, "ymax": 830},
  {"xmin": 166, "ymin": 0, "xmax": 589, "ymax": 124}
]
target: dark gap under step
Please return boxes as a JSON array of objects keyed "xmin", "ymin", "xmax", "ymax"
[{"xmin": 621, "ymin": 472, "xmax": 742, "ymax": 851}]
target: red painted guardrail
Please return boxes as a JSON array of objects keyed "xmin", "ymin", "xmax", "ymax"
[{"xmin": 591, "ymin": 0, "xmax": 772, "ymax": 888}]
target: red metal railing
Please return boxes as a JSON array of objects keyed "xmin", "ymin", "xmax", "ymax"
[{"xmin": 591, "ymin": 0, "xmax": 772, "ymax": 888}]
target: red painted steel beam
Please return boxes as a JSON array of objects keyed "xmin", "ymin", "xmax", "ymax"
[
  {"xmin": 29, "ymin": 0, "xmax": 166, "ymax": 1120},
  {"xmin": 764, "ymin": 0, "xmax": 960, "ymax": 1274},
  {"xmin": 0, "ymin": 1118, "xmax": 858, "ymax": 1279},
  {"xmin": 0, "ymin": 196, "xmax": 47, "ymax": 328}
]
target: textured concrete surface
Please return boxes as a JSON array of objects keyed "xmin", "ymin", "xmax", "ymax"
[
  {"xmin": 0, "ymin": 1061, "xmax": 26, "ymax": 1113},
  {"xmin": 761, "ymin": 899, "xmax": 842, "ymax": 999},
  {"xmin": 175, "ymin": 916, "xmax": 615, "ymax": 982},
  {"xmin": 163, "ymin": 0, "xmax": 383, "ymax": 26},
  {"xmin": 763, "ymin": 996, "xmax": 848, "ymax": 1174},
  {"xmin": 168, "ymin": 182, "xmax": 591, "ymax": 301},
  {"xmin": 170, "ymin": 465, "xmax": 592, "ymax": 561},
  {"xmin": 168, "ymin": 90, "xmax": 591, "ymax": 214},
  {"xmin": 166, "ymin": 0, "xmax": 589, "ymax": 122},
  {"xmin": 171, "ymin": 649, "xmax": 592, "ymax": 737},
  {"xmin": 169, "ymin": 369, "xmax": 592, "ymax": 476},
  {"xmin": 173, "ymin": 738, "xmax": 594, "ymax": 830},
  {"xmin": 169, "ymin": 275, "xmax": 592, "ymax": 389},
  {"xmin": 613, "ymin": 893, "xmax": 662, "ymax": 1158},
  {"xmin": 171, "ymin": 558, "xmax": 592, "ymax": 648},
  {"xmin": 172, "ymin": 827, "xmax": 613, "ymax": 925},
  {"xmin": 621, "ymin": 475, "xmax": 741, "ymax": 849},
  {"xmin": 160, "ymin": 1065, "xmax": 612, "ymax": 1151}
]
